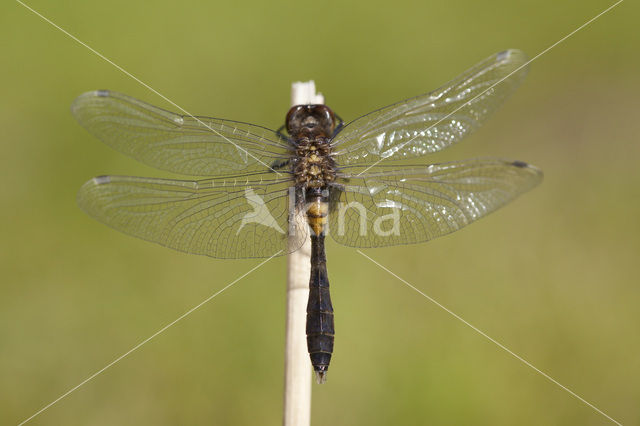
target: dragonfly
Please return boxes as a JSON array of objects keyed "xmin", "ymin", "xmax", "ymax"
[{"xmin": 73, "ymin": 49, "xmax": 542, "ymax": 384}]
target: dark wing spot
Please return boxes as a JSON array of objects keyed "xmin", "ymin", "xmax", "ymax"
[
  {"xmin": 96, "ymin": 89, "xmax": 110, "ymax": 97},
  {"xmin": 93, "ymin": 175, "xmax": 111, "ymax": 185},
  {"xmin": 497, "ymin": 50, "xmax": 511, "ymax": 61},
  {"xmin": 512, "ymin": 160, "xmax": 529, "ymax": 168}
]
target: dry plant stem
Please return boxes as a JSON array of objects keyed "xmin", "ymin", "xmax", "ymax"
[{"xmin": 283, "ymin": 81, "xmax": 324, "ymax": 426}]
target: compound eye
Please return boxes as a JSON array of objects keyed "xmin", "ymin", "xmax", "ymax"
[
  {"xmin": 285, "ymin": 106, "xmax": 305, "ymax": 134},
  {"xmin": 313, "ymin": 106, "xmax": 335, "ymax": 134},
  {"xmin": 324, "ymin": 109, "xmax": 336, "ymax": 133}
]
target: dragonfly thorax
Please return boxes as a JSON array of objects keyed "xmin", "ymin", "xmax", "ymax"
[
  {"xmin": 293, "ymin": 136, "xmax": 336, "ymax": 189},
  {"xmin": 288, "ymin": 104, "xmax": 337, "ymax": 190}
]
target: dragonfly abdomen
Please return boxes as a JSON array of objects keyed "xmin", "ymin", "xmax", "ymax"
[{"xmin": 306, "ymin": 229, "xmax": 334, "ymax": 384}]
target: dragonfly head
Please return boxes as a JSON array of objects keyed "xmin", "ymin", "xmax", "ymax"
[{"xmin": 286, "ymin": 104, "xmax": 336, "ymax": 138}]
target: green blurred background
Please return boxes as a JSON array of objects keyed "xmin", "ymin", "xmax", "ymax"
[{"xmin": 2, "ymin": 0, "xmax": 639, "ymax": 424}]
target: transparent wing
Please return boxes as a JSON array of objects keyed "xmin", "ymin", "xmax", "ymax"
[
  {"xmin": 77, "ymin": 174, "xmax": 306, "ymax": 258},
  {"xmin": 72, "ymin": 90, "xmax": 291, "ymax": 176},
  {"xmin": 332, "ymin": 50, "xmax": 528, "ymax": 166},
  {"xmin": 328, "ymin": 159, "xmax": 542, "ymax": 247}
]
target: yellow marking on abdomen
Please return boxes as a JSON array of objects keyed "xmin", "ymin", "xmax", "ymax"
[{"xmin": 307, "ymin": 200, "xmax": 329, "ymax": 236}]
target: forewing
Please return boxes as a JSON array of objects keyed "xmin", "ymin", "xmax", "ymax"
[
  {"xmin": 328, "ymin": 159, "xmax": 542, "ymax": 247},
  {"xmin": 77, "ymin": 174, "xmax": 306, "ymax": 258},
  {"xmin": 332, "ymin": 50, "xmax": 528, "ymax": 165},
  {"xmin": 72, "ymin": 90, "xmax": 291, "ymax": 176}
]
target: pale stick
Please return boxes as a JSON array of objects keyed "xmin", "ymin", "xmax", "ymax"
[{"xmin": 283, "ymin": 81, "xmax": 324, "ymax": 426}]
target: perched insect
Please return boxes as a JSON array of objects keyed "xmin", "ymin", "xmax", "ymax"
[{"xmin": 73, "ymin": 49, "xmax": 542, "ymax": 383}]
